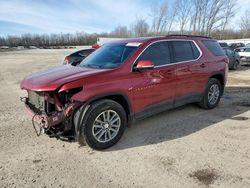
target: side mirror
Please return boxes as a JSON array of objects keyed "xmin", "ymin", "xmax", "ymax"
[{"xmin": 134, "ymin": 60, "xmax": 154, "ymax": 72}]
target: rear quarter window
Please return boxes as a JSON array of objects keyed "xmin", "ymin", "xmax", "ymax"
[
  {"xmin": 190, "ymin": 42, "xmax": 200, "ymax": 59},
  {"xmin": 202, "ymin": 40, "xmax": 225, "ymax": 56}
]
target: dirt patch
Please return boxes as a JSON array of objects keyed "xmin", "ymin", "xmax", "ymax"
[
  {"xmin": 233, "ymin": 101, "xmax": 250, "ymax": 107},
  {"xmin": 33, "ymin": 159, "xmax": 42, "ymax": 164},
  {"xmin": 0, "ymin": 49, "xmax": 250, "ymax": 188},
  {"xmin": 189, "ymin": 168, "xmax": 219, "ymax": 186}
]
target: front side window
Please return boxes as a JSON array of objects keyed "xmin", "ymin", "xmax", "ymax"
[
  {"xmin": 80, "ymin": 43, "xmax": 137, "ymax": 69},
  {"xmin": 136, "ymin": 41, "xmax": 171, "ymax": 66}
]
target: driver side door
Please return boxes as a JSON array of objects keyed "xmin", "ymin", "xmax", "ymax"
[{"xmin": 130, "ymin": 41, "xmax": 176, "ymax": 119}]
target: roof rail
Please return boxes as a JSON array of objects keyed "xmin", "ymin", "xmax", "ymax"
[{"xmin": 167, "ymin": 34, "xmax": 212, "ymax": 39}]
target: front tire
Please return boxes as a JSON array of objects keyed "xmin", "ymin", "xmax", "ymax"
[
  {"xmin": 79, "ymin": 99, "xmax": 127, "ymax": 150},
  {"xmin": 199, "ymin": 78, "xmax": 222, "ymax": 109},
  {"xmin": 231, "ymin": 60, "xmax": 239, "ymax": 70}
]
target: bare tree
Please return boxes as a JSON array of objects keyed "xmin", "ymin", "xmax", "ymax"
[
  {"xmin": 205, "ymin": 0, "xmax": 226, "ymax": 36},
  {"xmin": 190, "ymin": 0, "xmax": 209, "ymax": 35},
  {"xmin": 111, "ymin": 26, "xmax": 130, "ymax": 37},
  {"xmin": 175, "ymin": 0, "xmax": 192, "ymax": 34},
  {"xmin": 220, "ymin": 0, "xmax": 238, "ymax": 32},
  {"xmin": 167, "ymin": 3, "xmax": 178, "ymax": 34},
  {"xmin": 0, "ymin": 37, "xmax": 6, "ymax": 46},
  {"xmin": 150, "ymin": 1, "xmax": 168, "ymax": 34},
  {"xmin": 189, "ymin": 0, "xmax": 237, "ymax": 36},
  {"xmin": 131, "ymin": 18, "xmax": 149, "ymax": 37},
  {"xmin": 0, "ymin": 0, "xmax": 245, "ymax": 46},
  {"xmin": 240, "ymin": 10, "xmax": 250, "ymax": 38}
]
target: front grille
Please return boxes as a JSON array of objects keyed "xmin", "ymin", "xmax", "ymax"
[{"xmin": 28, "ymin": 91, "xmax": 45, "ymax": 112}]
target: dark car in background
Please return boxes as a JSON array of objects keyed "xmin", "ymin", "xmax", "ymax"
[
  {"xmin": 219, "ymin": 42, "xmax": 229, "ymax": 48},
  {"xmin": 63, "ymin": 48, "xmax": 96, "ymax": 66},
  {"xmin": 219, "ymin": 43, "xmax": 240, "ymax": 70},
  {"xmin": 222, "ymin": 47, "xmax": 240, "ymax": 70},
  {"xmin": 228, "ymin": 42, "xmax": 245, "ymax": 50}
]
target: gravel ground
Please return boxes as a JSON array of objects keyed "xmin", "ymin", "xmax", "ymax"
[{"xmin": 0, "ymin": 49, "xmax": 250, "ymax": 188}]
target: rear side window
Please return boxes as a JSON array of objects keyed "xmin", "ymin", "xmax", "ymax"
[
  {"xmin": 226, "ymin": 49, "xmax": 233, "ymax": 56},
  {"xmin": 137, "ymin": 41, "xmax": 171, "ymax": 66},
  {"xmin": 171, "ymin": 41, "xmax": 199, "ymax": 62},
  {"xmin": 223, "ymin": 49, "xmax": 227, "ymax": 55},
  {"xmin": 202, "ymin": 40, "xmax": 225, "ymax": 56}
]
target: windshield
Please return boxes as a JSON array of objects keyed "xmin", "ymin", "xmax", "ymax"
[
  {"xmin": 245, "ymin": 48, "xmax": 250, "ymax": 52},
  {"xmin": 80, "ymin": 43, "xmax": 138, "ymax": 69}
]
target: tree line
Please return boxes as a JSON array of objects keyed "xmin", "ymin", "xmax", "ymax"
[{"xmin": 1, "ymin": 0, "xmax": 250, "ymax": 47}]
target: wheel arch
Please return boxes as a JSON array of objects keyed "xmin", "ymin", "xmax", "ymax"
[
  {"xmin": 208, "ymin": 72, "xmax": 225, "ymax": 93},
  {"xmin": 87, "ymin": 93, "xmax": 133, "ymax": 118},
  {"xmin": 75, "ymin": 92, "xmax": 133, "ymax": 125},
  {"xmin": 73, "ymin": 92, "xmax": 133, "ymax": 142}
]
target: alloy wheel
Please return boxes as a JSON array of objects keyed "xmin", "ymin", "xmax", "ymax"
[
  {"xmin": 208, "ymin": 84, "xmax": 220, "ymax": 105},
  {"xmin": 92, "ymin": 110, "xmax": 121, "ymax": 143}
]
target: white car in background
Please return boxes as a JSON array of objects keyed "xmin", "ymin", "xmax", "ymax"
[{"xmin": 235, "ymin": 47, "xmax": 250, "ymax": 64}]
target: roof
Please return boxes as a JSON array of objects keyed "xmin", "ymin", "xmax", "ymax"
[{"xmin": 109, "ymin": 35, "xmax": 213, "ymax": 44}]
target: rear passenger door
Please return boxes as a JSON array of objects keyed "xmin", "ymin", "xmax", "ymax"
[{"xmin": 171, "ymin": 40, "xmax": 205, "ymax": 106}]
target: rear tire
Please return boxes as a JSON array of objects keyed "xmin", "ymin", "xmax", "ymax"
[
  {"xmin": 199, "ymin": 78, "xmax": 222, "ymax": 109},
  {"xmin": 78, "ymin": 99, "xmax": 127, "ymax": 150}
]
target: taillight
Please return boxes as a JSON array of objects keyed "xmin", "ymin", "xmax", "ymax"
[{"xmin": 92, "ymin": 43, "xmax": 100, "ymax": 49}]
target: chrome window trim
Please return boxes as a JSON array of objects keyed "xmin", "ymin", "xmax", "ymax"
[{"xmin": 131, "ymin": 39, "xmax": 203, "ymax": 71}]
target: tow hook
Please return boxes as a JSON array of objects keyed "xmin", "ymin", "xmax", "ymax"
[{"xmin": 20, "ymin": 97, "xmax": 27, "ymax": 103}]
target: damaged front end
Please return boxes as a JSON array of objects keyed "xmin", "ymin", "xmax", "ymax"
[{"xmin": 21, "ymin": 88, "xmax": 83, "ymax": 140}]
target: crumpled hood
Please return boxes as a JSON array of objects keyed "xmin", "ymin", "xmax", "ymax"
[{"xmin": 20, "ymin": 65, "xmax": 109, "ymax": 91}]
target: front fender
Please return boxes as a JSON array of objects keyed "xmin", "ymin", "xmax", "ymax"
[{"xmin": 58, "ymin": 79, "xmax": 84, "ymax": 93}]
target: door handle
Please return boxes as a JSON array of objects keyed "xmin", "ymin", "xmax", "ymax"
[
  {"xmin": 165, "ymin": 69, "xmax": 172, "ymax": 75},
  {"xmin": 200, "ymin": 63, "xmax": 206, "ymax": 68}
]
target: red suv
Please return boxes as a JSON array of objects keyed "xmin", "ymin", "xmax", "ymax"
[{"xmin": 20, "ymin": 35, "xmax": 228, "ymax": 150}]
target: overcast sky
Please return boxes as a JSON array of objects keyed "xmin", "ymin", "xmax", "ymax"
[{"xmin": 0, "ymin": 0, "xmax": 249, "ymax": 36}]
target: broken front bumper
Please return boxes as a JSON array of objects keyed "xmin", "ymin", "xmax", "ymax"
[
  {"xmin": 24, "ymin": 102, "xmax": 64, "ymax": 128},
  {"xmin": 21, "ymin": 97, "xmax": 81, "ymax": 135}
]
